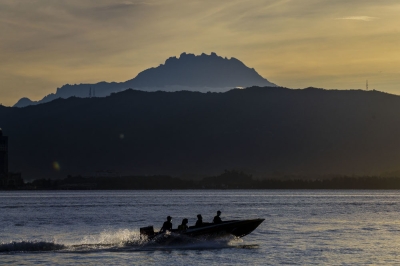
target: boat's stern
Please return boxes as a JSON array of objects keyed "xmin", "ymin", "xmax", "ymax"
[{"xmin": 140, "ymin": 225, "xmax": 155, "ymax": 239}]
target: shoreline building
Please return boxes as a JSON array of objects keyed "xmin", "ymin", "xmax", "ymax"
[{"xmin": 0, "ymin": 128, "xmax": 8, "ymax": 178}]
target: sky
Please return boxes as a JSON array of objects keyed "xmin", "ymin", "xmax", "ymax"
[{"xmin": 0, "ymin": 0, "xmax": 399, "ymax": 106}]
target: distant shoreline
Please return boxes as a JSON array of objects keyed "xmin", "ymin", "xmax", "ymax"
[
  {"xmin": 3, "ymin": 170, "xmax": 400, "ymax": 190},
  {"xmin": 4, "ymin": 188, "xmax": 400, "ymax": 191}
]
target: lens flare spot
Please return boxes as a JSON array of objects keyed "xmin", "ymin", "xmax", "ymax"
[
  {"xmin": 119, "ymin": 134, "xmax": 124, "ymax": 139},
  {"xmin": 53, "ymin": 161, "xmax": 60, "ymax": 171}
]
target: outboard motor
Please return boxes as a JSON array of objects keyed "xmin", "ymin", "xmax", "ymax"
[{"xmin": 140, "ymin": 226, "xmax": 155, "ymax": 239}]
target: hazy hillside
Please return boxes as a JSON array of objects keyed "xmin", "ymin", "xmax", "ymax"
[
  {"xmin": 2, "ymin": 87, "xmax": 400, "ymax": 180},
  {"xmin": 13, "ymin": 52, "xmax": 275, "ymax": 107}
]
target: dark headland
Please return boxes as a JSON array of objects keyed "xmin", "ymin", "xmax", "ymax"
[{"xmin": 2, "ymin": 86, "xmax": 400, "ymax": 189}]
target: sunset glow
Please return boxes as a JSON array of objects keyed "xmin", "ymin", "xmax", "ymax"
[{"xmin": 1, "ymin": 0, "xmax": 399, "ymax": 106}]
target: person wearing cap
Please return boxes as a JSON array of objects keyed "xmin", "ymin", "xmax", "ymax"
[
  {"xmin": 195, "ymin": 214, "xmax": 203, "ymax": 227},
  {"xmin": 160, "ymin": 216, "xmax": 173, "ymax": 232},
  {"xmin": 178, "ymin": 218, "xmax": 189, "ymax": 231},
  {"xmin": 213, "ymin": 211, "xmax": 222, "ymax": 224}
]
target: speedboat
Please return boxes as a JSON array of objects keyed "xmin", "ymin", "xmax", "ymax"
[{"xmin": 140, "ymin": 219, "xmax": 264, "ymax": 240}]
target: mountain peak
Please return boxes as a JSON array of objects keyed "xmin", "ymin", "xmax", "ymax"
[
  {"xmin": 165, "ymin": 52, "xmax": 225, "ymax": 65},
  {"xmin": 132, "ymin": 52, "xmax": 275, "ymax": 88}
]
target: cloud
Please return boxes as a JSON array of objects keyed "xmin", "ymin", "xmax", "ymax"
[{"xmin": 337, "ymin": 16, "xmax": 377, "ymax": 21}]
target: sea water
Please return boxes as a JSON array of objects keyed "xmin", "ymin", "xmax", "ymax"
[{"xmin": 1, "ymin": 190, "xmax": 400, "ymax": 265}]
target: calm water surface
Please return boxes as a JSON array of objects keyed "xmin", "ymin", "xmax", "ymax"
[{"xmin": 1, "ymin": 190, "xmax": 400, "ymax": 265}]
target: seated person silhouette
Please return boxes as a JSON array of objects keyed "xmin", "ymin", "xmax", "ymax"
[
  {"xmin": 213, "ymin": 210, "xmax": 222, "ymax": 224},
  {"xmin": 178, "ymin": 218, "xmax": 189, "ymax": 231},
  {"xmin": 195, "ymin": 214, "xmax": 203, "ymax": 227},
  {"xmin": 160, "ymin": 216, "xmax": 172, "ymax": 233}
]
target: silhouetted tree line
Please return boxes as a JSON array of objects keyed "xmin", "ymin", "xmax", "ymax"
[{"xmin": 17, "ymin": 170, "xmax": 400, "ymax": 190}]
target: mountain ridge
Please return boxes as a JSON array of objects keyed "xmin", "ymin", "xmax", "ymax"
[{"xmin": 13, "ymin": 52, "xmax": 276, "ymax": 107}]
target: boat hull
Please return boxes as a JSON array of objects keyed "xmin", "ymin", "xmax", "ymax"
[
  {"xmin": 141, "ymin": 219, "xmax": 264, "ymax": 240},
  {"xmin": 183, "ymin": 219, "xmax": 265, "ymax": 238}
]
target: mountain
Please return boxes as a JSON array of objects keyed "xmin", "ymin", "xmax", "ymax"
[
  {"xmin": 2, "ymin": 86, "xmax": 400, "ymax": 180},
  {"xmin": 14, "ymin": 98, "xmax": 34, "ymax": 108},
  {"xmin": 13, "ymin": 52, "xmax": 276, "ymax": 107}
]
